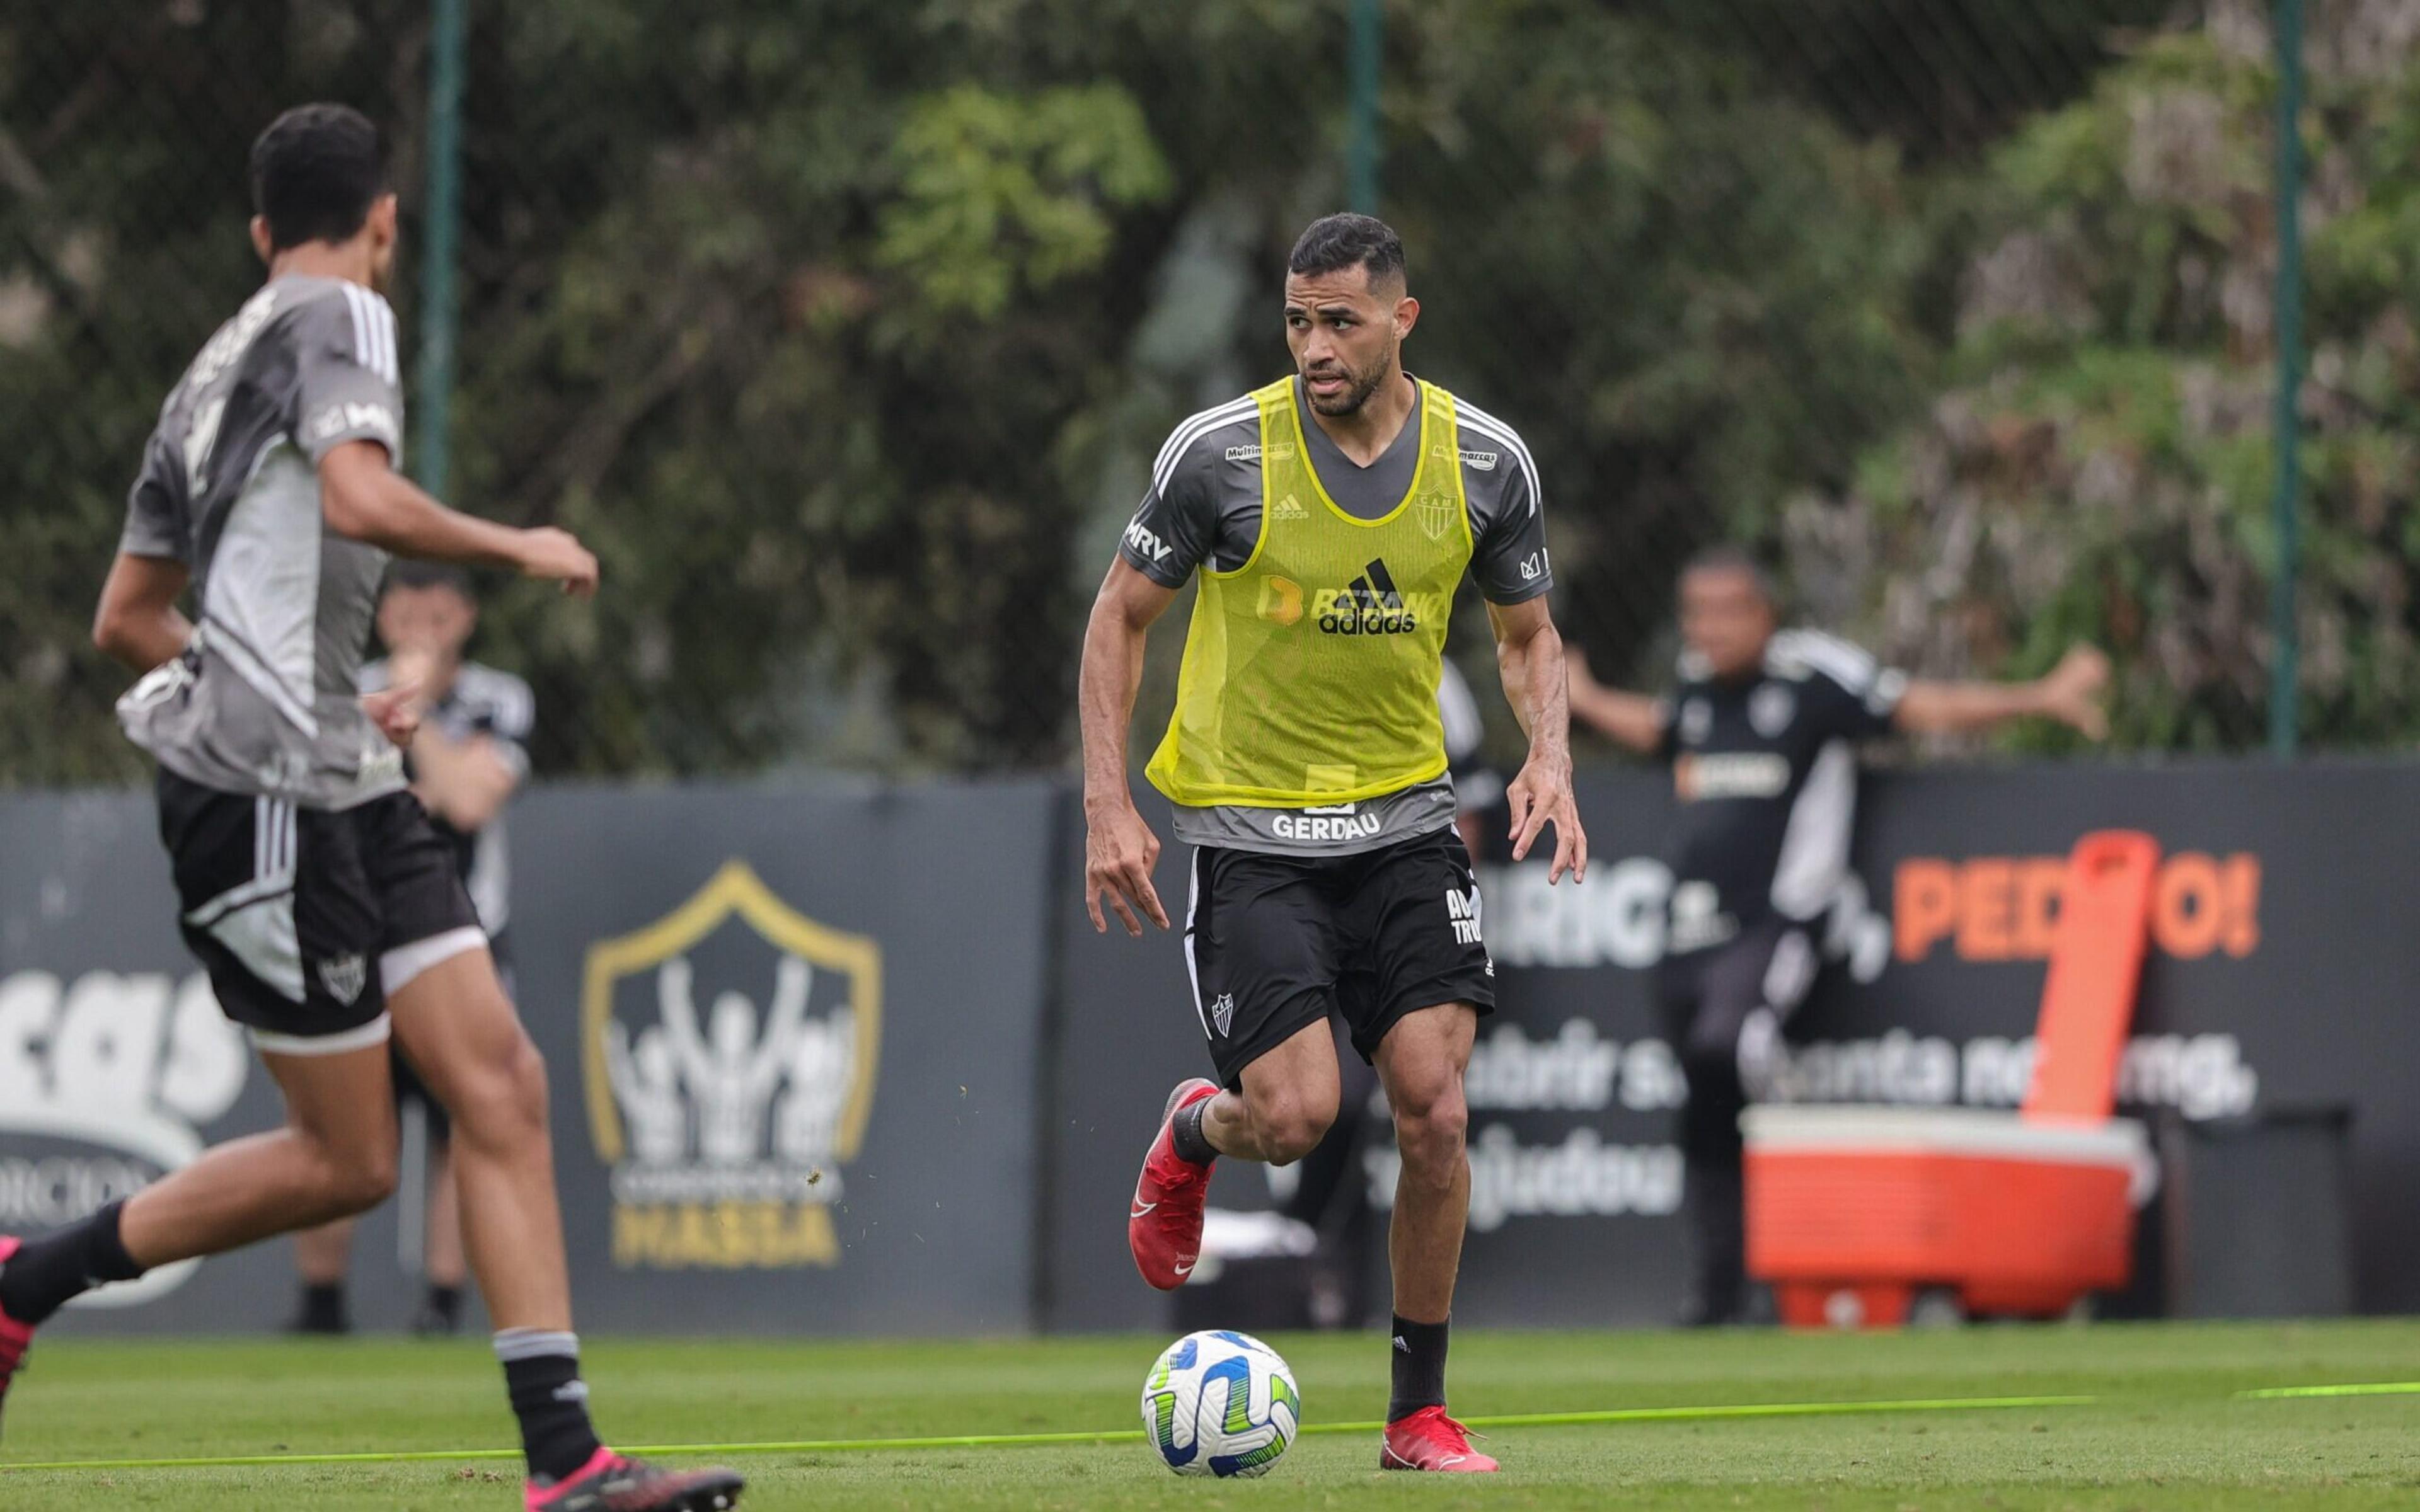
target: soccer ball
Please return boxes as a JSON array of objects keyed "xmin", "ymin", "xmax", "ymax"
[{"xmin": 1139, "ymin": 1329, "xmax": 1301, "ymax": 1477}]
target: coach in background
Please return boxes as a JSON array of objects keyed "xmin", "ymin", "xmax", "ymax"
[
  {"xmin": 1566, "ymin": 547, "xmax": 2110, "ymax": 1326},
  {"xmin": 289, "ymin": 564, "xmax": 534, "ymax": 1336}
]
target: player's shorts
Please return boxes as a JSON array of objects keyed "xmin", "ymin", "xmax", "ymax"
[
  {"xmin": 1182, "ymin": 825, "xmax": 1496, "ymax": 1089},
  {"xmin": 156, "ymin": 769, "xmax": 485, "ymax": 1056}
]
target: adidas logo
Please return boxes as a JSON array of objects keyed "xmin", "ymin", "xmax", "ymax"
[
  {"xmin": 1272, "ymin": 494, "xmax": 1309, "ymax": 521},
  {"xmin": 1318, "ymin": 559, "xmax": 1421, "ymax": 636},
  {"xmin": 1393, "ymin": 1334, "xmax": 1411, "ymax": 1353}
]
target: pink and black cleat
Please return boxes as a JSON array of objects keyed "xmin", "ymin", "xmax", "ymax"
[
  {"xmin": 524, "ymin": 1448, "xmax": 744, "ymax": 1511},
  {"xmin": 1380, "ymin": 1406, "xmax": 1499, "ymax": 1473},
  {"xmin": 1127, "ymin": 1078, "xmax": 1219, "ymax": 1290},
  {"xmin": 0, "ymin": 1237, "xmax": 34, "ymax": 1443}
]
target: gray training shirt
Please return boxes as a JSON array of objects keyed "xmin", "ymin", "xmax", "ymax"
[
  {"xmin": 116, "ymin": 274, "xmax": 411, "ymax": 811},
  {"xmin": 1121, "ymin": 377, "xmax": 1553, "ymax": 857}
]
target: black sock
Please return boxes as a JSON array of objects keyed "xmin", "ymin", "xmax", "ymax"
[
  {"xmin": 0, "ymin": 1199, "xmax": 144, "ymax": 1326},
  {"xmin": 1387, "ymin": 1314, "xmax": 1449, "ymax": 1423},
  {"xmin": 497, "ymin": 1330, "xmax": 605, "ymax": 1482},
  {"xmin": 425, "ymin": 1285, "xmax": 463, "ymax": 1326},
  {"xmin": 1170, "ymin": 1099, "xmax": 1218, "ymax": 1166},
  {"xmin": 297, "ymin": 1283, "xmax": 350, "ymax": 1332}
]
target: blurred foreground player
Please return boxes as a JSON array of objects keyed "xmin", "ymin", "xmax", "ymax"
[
  {"xmin": 1081, "ymin": 213, "xmax": 1586, "ymax": 1472},
  {"xmin": 1567, "ymin": 546, "xmax": 2109, "ymax": 1325},
  {"xmin": 290, "ymin": 565, "xmax": 533, "ymax": 1336},
  {"xmin": 1, "ymin": 105, "xmax": 740, "ymax": 1510}
]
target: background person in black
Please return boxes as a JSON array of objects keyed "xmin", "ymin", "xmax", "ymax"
[
  {"xmin": 1567, "ymin": 547, "xmax": 2110, "ymax": 1324},
  {"xmin": 291, "ymin": 564, "xmax": 535, "ymax": 1336}
]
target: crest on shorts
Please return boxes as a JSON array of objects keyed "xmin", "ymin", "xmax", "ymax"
[
  {"xmin": 1209, "ymin": 993, "xmax": 1237, "ymax": 1038},
  {"xmin": 580, "ymin": 861, "xmax": 882, "ymax": 1271},
  {"xmin": 316, "ymin": 953, "xmax": 367, "ymax": 1006}
]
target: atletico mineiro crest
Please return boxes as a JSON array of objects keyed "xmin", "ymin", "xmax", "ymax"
[{"xmin": 581, "ymin": 860, "xmax": 882, "ymax": 1271}]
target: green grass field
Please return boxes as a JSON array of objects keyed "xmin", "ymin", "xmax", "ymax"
[{"xmin": 2, "ymin": 1320, "xmax": 2416, "ymax": 1509}]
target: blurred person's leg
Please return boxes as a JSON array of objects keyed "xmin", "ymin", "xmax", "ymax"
[
  {"xmin": 290, "ymin": 1215, "xmax": 359, "ymax": 1334},
  {"xmin": 415, "ymin": 1136, "xmax": 467, "ymax": 1333},
  {"xmin": 393, "ymin": 1046, "xmax": 469, "ymax": 1334},
  {"xmin": 1664, "ymin": 918, "xmax": 1816, "ymax": 1326}
]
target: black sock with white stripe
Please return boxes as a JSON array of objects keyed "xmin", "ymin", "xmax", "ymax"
[
  {"xmin": 497, "ymin": 1329, "xmax": 605, "ymax": 1482},
  {"xmin": 1386, "ymin": 1314, "xmax": 1449, "ymax": 1423},
  {"xmin": 0, "ymin": 1198, "xmax": 144, "ymax": 1326}
]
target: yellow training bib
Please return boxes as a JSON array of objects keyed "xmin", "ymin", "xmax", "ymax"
[{"xmin": 1146, "ymin": 377, "xmax": 1473, "ymax": 808}]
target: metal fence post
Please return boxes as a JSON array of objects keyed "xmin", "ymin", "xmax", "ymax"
[
  {"xmin": 415, "ymin": 0, "xmax": 466, "ymax": 501},
  {"xmin": 1348, "ymin": 0, "xmax": 1382, "ymax": 213},
  {"xmin": 2269, "ymin": 0, "xmax": 2303, "ymax": 757}
]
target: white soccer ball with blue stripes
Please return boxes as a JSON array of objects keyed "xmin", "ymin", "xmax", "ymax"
[{"xmin": 1139, "ymin": 1329, "xmax": 1301, "ymax": 1477}]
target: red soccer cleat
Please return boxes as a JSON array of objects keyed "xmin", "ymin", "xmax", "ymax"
[
  {"xmin": 1380, "ymin": 1405, "xmax": 1499, "ymax": 1473},
  {"xmin": 0, "ymin": 1237, "xmax": 33, "ymax": 1443},
  {"xmin": 1128, "ymin": 1078, "xmax": 1219, "ymax": 1290},
  {"xmin": 524, "ymin": 1447, "xmax": 744, "ymax": 1511}
]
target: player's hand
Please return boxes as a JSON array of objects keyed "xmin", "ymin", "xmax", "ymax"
[
  {"xmin": 362, "ymin": 679, "xmax": 422, "ymax": 748},
  {"xmin": 2040, "ymin": 644, "xmax": 2112, "ymax": 740},
  {"xmin": 1085, "ymin": 798, "xmax": 1169, "ymax": 937},
  {"xmin": 1506, "ymin": 752, "xmax": 1588, "ymax": 885},
  {"xmin": 516, "ymin": 527, "xmax": 600, "ymax": 598}
]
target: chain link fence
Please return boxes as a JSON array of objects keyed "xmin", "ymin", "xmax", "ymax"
[{"xmin": 7, "ymin": 0, "xmax": 2410, "ymax": 785}]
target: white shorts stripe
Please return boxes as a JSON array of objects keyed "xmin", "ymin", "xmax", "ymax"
[
  {"xmin": 1182, "ymin": 849, "xmax": 1213, "ymax": 1042},
  {"xmin": 251, "ymin": 1012, "xmax": 390, "ymax": 1058},
  {"xmin": 380, "ymin": 925, "xmax": 488, "ymax": 997}
]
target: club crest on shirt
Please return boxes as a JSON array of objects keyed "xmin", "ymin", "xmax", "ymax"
[
  {"xmin": 1749, "ymin": 682, "xmax": 1797, "ymax": 738},
  {"xmin": 582, "ymin": 861, "xmax": 882, "ymax": 1271},
  {"xmin": 1415, "ymin": 490, "xmax": 1458, "ymax": 543},
  {"xmin": 1680, "ymin": 698, "xmax": 1713, "ymax": 747}
]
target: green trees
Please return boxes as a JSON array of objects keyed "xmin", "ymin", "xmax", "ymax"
[
  {"xmin": 1808, "ymin": 23, "xmax": 2419, "ymax": 751},
  {"xmin": 4, "ymin": 3, "xmax": 2406, "ymax": 780}
]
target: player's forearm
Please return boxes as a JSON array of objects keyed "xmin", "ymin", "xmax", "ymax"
[
  {"xmin": 1568, "ymin": 682, "xmax": 1664, "ymax": 753},
  {"xmin": 1893, "ymin": 679, "xmax": 2051, "ymax": 734},
  {"xmin": 1078, "ymin": 605, "xmax": 1148, "ymax": 815},
  {"xmin": 323, "ymin": 466, "xmax": 531, "ymax": 571},
  {"xmin": 1499, "ymin": 620, "xmax": 1572, "ymax": 765},
  {"xmin": 94, "ymin": 604, "xmax": 194, "ymax": 674}
]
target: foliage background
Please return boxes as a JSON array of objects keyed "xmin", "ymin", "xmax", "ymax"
[{"xmin": 3, "ymin": 0, "xmax": 2404, "ymax": 782}]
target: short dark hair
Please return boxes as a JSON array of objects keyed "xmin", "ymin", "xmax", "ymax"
[
  {"xmin": 250, "ymin": 104, "xmax": 388, "ymax": 251},
  {"xmin": 1288, "ymin": 213, "xmax": 1407, "ymax": 289},
  {"xmin": 384, "ymin": 561, "xmax": 473, "ymax": 601},
  {"xmin": 1680, "ymin": 545, "xmax": 1778, "ymax": 608}
]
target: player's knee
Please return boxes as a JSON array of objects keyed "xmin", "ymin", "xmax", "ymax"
[
  {"xmin": 1248, "ymin": 1092, "xmax": 1335, "ymax": 1166},
  {"xmin": 314, "ymin": 1139, "xmax": 399, "ymax": 1217},
  {"xmin": 451, "ymin": 1031, "xmax": 550, "ymax": 1150},
  {"xmin": 1390, "ymin": 1072, "xmax": 1468, "ymax": 1174}
]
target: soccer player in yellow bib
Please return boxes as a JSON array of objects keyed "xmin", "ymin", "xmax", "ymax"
[{"xmin": 1080, "ymin": 214, "xmax": 1586, "ymax": 1474}]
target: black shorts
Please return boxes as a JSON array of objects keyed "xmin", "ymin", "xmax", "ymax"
[
  {"xmin": 156, "ymin": 769, "xmax": 485, "ymax": 1055},
  {"xmin": 1182, "ymin": 826, "xmax": 1496, "ymax": 1089}
]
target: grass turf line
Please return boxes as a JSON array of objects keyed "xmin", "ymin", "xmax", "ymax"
[
  {"xmin": 3, "ymin": 1322, "xmax": 2417, "ymax": 1509},
  {"xmin": 0, "ymin": 1392, "xmax": 2104, "ymax": 1471}
]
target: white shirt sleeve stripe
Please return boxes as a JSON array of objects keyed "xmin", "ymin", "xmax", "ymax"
[
  {"xmin": 1454, "ymin": 406, "xmax": 1544, "ymax": 518},
  {"xmin": 1773, "ymin": 631, "xmax": 1879, "ymax": 692},
  {"xmin": 342, "ymin": 284, "xmax": 369, "ymax": 374},
  {"xmin": 1150, "ymin": 398, "xmax": 1257, "ymax": 500}
]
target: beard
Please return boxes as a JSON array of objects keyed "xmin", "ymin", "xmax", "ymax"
[{"xmin": 1303, "ymin": 355, "xmax": 1393, "ymax": 416}]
